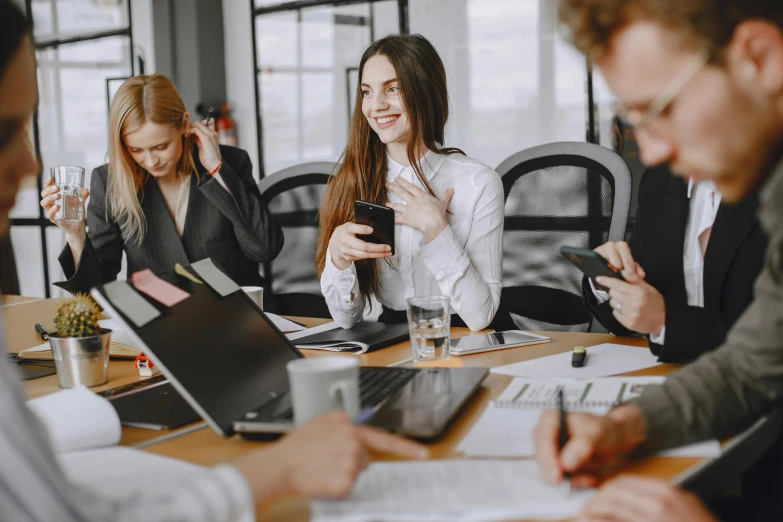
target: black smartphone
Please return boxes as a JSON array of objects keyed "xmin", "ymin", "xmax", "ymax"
[
  {"xmin": 354, "ymin": 200, "xmax": 395, "ymax": 256},
  {"xmin": 560, "ymin": 246, "xmax": 626, "ymax": 286}
]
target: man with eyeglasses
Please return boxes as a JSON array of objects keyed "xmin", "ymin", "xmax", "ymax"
[{"xmin": 535, "ymin": 1, "xmax": 783, "ymax": 521}]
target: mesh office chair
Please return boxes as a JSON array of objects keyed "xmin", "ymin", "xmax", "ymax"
[
  {"xmin": 492, "ymin": 142, "xmax": 631, "ymax": 332},
  {"xmin": 258, "ymin": 162, "xmax": 336, "ymax": 318}
]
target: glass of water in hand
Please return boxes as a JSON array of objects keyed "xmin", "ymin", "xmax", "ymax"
[
  {"xmin": 50, "ymin": 166, "xmax": 85, "ymax": 224},
  {"xmin": 407, "ymin": 296, "xmax": 450, "ymax": 362}
]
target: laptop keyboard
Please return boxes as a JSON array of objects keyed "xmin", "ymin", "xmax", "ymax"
[{"xmin": 268, "ymin": 367, "xmax": 417, "ymax": 422}]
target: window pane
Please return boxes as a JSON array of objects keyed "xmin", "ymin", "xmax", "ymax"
[
  {"xmin": 302, "ymin": 7, "xmax": 335, "ymax": 69},
  {"xmin": 371, "ymin": 1, "xmax": 400, "ymax": 38},
  {"xmin": 36, "ymin": 37, "xmax": 131, "ymax": 195},
  {"xmin": 11, "ymin": 227, "xmax": 44, "ymax": 298},
  {"xmin": 10, "ymin": 179, "xmax": 40, "ymax": 219},
  {"xmin": 256, "ymin": 12, "xmax": 298, "ymax": 69},
  {"xmin": 259, "ymin": 72, "xmax": 299, "ymax": 174},
  {"xmin": 255, "ymin": 4, "xmax": 373, "ymax": 174},
  {"xmin": 410, "ymin": 0, "xmax": 588, "ymax": 168},
  {"xmin": 33, "ymin": 0, "xmax": 128, "ymax": 41},
  {"xmin": 301, "ymin": 72, "xmax": 335, "ymax": 162}
]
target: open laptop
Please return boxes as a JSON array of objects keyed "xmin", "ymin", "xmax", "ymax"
[{"xmin": 91, "ymin": 265, "xmax": 488, "ymax": 440}]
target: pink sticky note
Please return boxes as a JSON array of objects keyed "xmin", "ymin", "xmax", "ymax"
[{"xmin": 131, "ymin": 269, "xmax": 190, "ymax": 307}]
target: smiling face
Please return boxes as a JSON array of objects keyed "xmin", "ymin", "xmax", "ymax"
[
  {"xmin": 598, "ymin": 21, "xmax": 783, "ymax": 202},
  {"xmin": 123, "ymin": 119, "xmax": 187, "ymax": 179},
  {"xmin": 361, "ymin": 54, "xmax": 411, "ymax": 147},
  {"xmin": 0, "ymin": 37, "xmax": 38, "ymax": 235}
]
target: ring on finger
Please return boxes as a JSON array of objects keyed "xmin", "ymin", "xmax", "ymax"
[{"xmin": 612, "ymin": 300, "xmax": 623, "ymax": 312}]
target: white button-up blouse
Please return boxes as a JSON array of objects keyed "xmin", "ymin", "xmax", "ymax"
[{"xmin": 321, "ymin": 150, "xmax": 505, "ymax": 331}]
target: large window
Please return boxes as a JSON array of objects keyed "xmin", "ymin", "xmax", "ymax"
[
  {"xmin": 253, "ymin": 0, "xmax": 404, "ymax": 176},
  {"xmin": 252, "ymin": 0, "xmax": 600, "ymax": 176},
  {"xmin": 11, "ymin": 0, "xmax": 134, "ymax": 297}
]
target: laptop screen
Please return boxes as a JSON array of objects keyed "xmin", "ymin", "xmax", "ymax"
[{"xmin": 91, "ymin": 268, "xmax": 302, "ymax": 435}]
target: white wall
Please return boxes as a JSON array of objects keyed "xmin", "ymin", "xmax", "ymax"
[{"xmin": 222, "ymin": 0, "xmax": 260, "ymax": 178}]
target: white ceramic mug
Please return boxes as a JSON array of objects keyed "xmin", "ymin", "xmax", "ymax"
[
  {"xmin": 241, "ymin": 286, "xmax": 264, "ymax": 311},
  {"xmin": 286, "ymin": 356, "xmax": 360, "ymax": 425}
]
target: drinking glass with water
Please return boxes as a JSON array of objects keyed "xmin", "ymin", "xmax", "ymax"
[
  {"xmin": 406, "ymin": 296, "xmax": 450, "ymax": 362},
  {"xmin": 50, "ymin": 165, "xmax": 85, "ymax": 224}
]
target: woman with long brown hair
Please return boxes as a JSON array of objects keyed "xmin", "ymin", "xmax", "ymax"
[
  {"xmin": 317, "ymin": 34, "xmax": 504, "ymax": 331},
  {"xmin": 40, "ymin": 74, "xmax": 283, "ymax": 294}
]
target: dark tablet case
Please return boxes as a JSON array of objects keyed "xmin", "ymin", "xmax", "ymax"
[{"xmin": 294, "ymin": 322, "xmax": 410, "ymax": 352}]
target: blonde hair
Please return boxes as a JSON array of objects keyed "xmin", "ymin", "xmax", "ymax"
[{"xmin": 106, "ymin": 74, "xmax": 196, "ymax": 244}]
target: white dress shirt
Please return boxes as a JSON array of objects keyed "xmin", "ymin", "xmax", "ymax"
[
  {"xmin": 321, "ymin": 150, "xmax": 505, "ymax": 332},
  {"xmin": 592, "ymin": 179, "xmax": 721, "ymax": 343}
]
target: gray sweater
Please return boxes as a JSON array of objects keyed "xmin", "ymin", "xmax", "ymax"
[{"xmin": 631, "ymin": 154, "xmax": 783, "ymax": 453}]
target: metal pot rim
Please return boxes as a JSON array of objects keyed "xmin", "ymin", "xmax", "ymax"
[{"xmin": 48, "ymin": 328, "xmax": 112, "ymax": 341}]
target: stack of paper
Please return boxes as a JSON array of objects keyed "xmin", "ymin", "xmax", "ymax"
[{"xmin": 311, "ymin": 460, "xmax": 595, "ymax": 522}]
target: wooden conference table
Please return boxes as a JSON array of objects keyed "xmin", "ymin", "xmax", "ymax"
[{"xmin": 5, "ymin": 295, "xmax": 781, "ymax": 521}]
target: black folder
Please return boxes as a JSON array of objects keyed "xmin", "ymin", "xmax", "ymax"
[{"xmin": 293, "ymin": 322, "xmax": 410, "ymax": 353}]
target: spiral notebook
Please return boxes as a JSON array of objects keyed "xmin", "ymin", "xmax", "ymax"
[
  {"xmin": 493, "ymin": 376, "xmax": 665, "ymax": 410},
  {"xmin": 457, "ymin": 377, "xmax": 722, "ymax": 458}
]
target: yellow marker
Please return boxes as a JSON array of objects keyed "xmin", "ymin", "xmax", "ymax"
[{"xmin": 571, "ymin": 345, "xmax": 587, "ymax": 367}]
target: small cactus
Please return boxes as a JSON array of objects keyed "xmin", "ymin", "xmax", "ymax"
[{"xmin": 53, "ymin": 294, "xmax": 102, "ymax": 338}]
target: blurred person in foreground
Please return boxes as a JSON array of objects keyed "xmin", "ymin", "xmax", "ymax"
[{"xmin": 535, "ymin": 0, "xmax": 783, "ymax": 521}]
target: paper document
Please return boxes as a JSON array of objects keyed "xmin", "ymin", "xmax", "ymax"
[
  {"xmin": 311, "ymin": 460, "xmax": 594, "ymax": 522},
  {"xmin": 457, "ymin": 377, "xmax": 721, "ymax": 459},
  {"xmin": 265, "ymin": 312, "xmax": 306, "ymax": 332},
  {"xmin": 491, "ymin": 343, "xmax": 662, "ymax": 380},
  {"xmin": 27, "ymin": 387, "xmax": 121, "ymax": 454}
]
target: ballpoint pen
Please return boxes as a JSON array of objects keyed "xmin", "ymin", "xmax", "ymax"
[
  {"xmin": 34, "ymin": 323, "xmax": 49, "ymax": 341},
  {"xmin": 558, "ymin": 387, "xmax": 572, "ymax": 495}
]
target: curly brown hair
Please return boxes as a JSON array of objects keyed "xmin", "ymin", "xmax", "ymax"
[{"xmin": 557, "ymin": 0, "xmax": 783, "ymax": 60}]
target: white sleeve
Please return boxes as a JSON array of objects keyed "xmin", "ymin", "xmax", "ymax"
[
  {"xmin": 320, "ymin": 247, "xmax": 364, "ymax": 329},
  {"xmin": 418, "ymin": 170, "xmax": 504, "ymax": 331},
  {"xmin": 73, "ymin": 464, "xmax": 254, "ymax": 522},
  {"xmin": 649, "ymin": 326, "xmax": 666, "ymax": 345},
  {"xmin": 587, "ymin": 278, "xmax": 610, "ymax": 304}
]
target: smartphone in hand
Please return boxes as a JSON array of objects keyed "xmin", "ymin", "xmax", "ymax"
[
  {"xmin": 354, "ymin": 200, "xmax": 395, "ymax": 255},
  {"xmin": 560, "ymin": 246, "xmax": 625, "ymax": 289}
]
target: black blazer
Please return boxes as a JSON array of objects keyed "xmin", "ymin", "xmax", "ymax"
[
  {"xmin": 55, "ymin": 145, "xmax": 284, "ymax": 294},
  {"xmin": 583, "ymin": 165, "xmax": 767, "ymax": 362}
]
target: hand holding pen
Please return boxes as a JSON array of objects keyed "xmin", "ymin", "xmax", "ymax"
[{"xmin": 534, "ymin": 402, "xmax": 648, "ymax": 489}]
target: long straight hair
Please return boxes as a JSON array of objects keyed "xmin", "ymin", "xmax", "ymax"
[
  {"xmin": 315, "ymin": 34, "xmax": 464, "ymax": 302},
  {"xmin": 106, "ymin": 74, "xmax": 196, "ymax": 244}
]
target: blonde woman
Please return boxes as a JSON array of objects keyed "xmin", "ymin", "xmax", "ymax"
[{"xmin": 41, "ymin": 74, "xmax": 283, "ymax": 294}]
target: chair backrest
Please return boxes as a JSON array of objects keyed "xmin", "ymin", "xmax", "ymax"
[
  {"xmin": 495, "ymin": 141, "xmax": 632, "ymax": 332},
  {"xmin": 257, "ymin": 162, "xmax": 335, "ymax": 299}
]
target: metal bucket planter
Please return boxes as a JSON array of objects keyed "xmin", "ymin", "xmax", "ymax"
[{"xmin": 48, "ymin": 329, "xmax": 112, "ymax": 388}]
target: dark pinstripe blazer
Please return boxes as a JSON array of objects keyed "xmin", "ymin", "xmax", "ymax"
[{"xmin": 55, "ymin": 145, "xmax": 284, "ymax": 294}]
